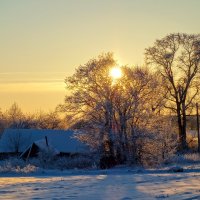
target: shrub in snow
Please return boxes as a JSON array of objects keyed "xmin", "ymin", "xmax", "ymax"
[
  {"xmin": 135, "ymin": 117, "xmax": 178, "ymax": 167},
  {"xmin": 172, "ymin": 153, "xmax": 200, "ymax": 164},
  {"xmin": 184, "ymin": 153, "xmax": 200, "ymax": 162},
  {"xmin": 187, "ymin": 135, "xmax": 198, "ymax": 150},
  {"xmin": 37, "ymin": 149, "xmax": 57, "ymax": 168},
  {"xmin": 168, "ymin": 166, "xmax": 184, "ymax": 173},
  {"xmin": 0, "ymin": 155, "xmax": 96, "ymax": 172},
  {"xmin": 15, "ymin": 164, "xmax": 38, "ymax": 173},
  {"xmin": 55, "ymin": 156, "xmax": 96, "ymax": 169},
  {"xmin": 99, "ymin": 155, "xmax": 116, "ymax": 169},
  {"xmin": 0, "ymin": 158, "xmax": 37, "ymax": 174}
]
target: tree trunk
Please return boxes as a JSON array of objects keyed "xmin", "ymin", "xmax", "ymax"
[
  {"xmin": 177, "ymin": 102, "xmax": 187, "ymax": 150},
  {"xmin": 181, "ymin": 102, "xmax": 187, "ymax": 149},
  {"xmin": 104, "ymin": 107, "xmax": 114, "ymax": 157},
  {"xmin": 177, "ymin": 104, "xmax": 182, "ymax": 149},
  {"xmin": 196, "ymin": 103, "xmax": 200, "ymax": 152},
  {"xmin": 119, "ymin": 113, "xmax": 129, "ymax": 161}
]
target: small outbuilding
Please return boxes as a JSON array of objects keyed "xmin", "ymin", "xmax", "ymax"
[{"xmin": 0, "ymin": 128, "xmax": 90, "ymax": 159}]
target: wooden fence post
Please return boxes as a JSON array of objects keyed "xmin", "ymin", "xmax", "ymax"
[{"xmin": 196, "ymin": 103, "xmax": 200, "ymax": 152}]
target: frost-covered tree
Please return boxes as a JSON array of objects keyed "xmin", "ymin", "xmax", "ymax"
[
  {"xmin": 60, "ymin": 53, "xmax": 117, "ymax": 158},
  {"xmin": 6, "ymin": 103, "xmax": 24, "ymax": 124},
  {"xmin": 35, "ymin": 111, "xmax": 64, "ymax": 130},
  {"xmin": 145, "ymin": 33, "xmax": 200, "ymax": 150},
  {"xmin": 8, "ymin": 130, "xmax": 30, "ymax": 153},
  {"xmin": 60, "ymin": 53, "xmax": 170, "ymax": 166},
  {"xmin": 0, "ymin": 108, "xmax": 5, "ymax": 135},
  {"xmin": 138, "ymin": 116, "xmax": 177, "ymax": 166},
  {"xmin": 4, "ymin": 103, "xmax": 35, "ymax": 129},
  {"xmin": 110, "ymin": 67, "xmax": 166, "ymax": 162}
]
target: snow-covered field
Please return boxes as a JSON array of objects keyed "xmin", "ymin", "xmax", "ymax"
[{"xmin": 1, "ymin": 167, "xmax": 200, "ymax": 199}]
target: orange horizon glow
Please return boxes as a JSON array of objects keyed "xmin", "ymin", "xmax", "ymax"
[{"xmin": 0, "ymin": 0, "xmax": 200, "ymax": 112}]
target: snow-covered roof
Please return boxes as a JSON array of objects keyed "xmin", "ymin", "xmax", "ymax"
[
  {"xmin": 34, "ymin": 139, "xmax": 60, "ymax": 155},
  {"xmin": 0, "ymin": 128, "xmax": 90, "ymax": 153}
]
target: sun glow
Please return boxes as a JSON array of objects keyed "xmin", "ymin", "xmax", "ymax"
[{"xmin": 109, "ymin": 67, "xmax": 122, "ymax": 79}]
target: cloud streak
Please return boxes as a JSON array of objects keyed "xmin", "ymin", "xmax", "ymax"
[
  {"xmin": 0, "ymin": 72, "xmax": 66, "ymax": 84},
  {"xmin": 0, "ymin": 79, "xmax": 64, "ymax": 84}
]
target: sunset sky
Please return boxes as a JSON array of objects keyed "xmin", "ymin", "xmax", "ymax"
[{"xmin": 0, "ymin": 0, "xmax": 200, "ymax": 113}]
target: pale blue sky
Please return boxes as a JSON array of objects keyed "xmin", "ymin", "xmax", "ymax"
[{"xmin": 0, "ymin": 0, "xmax": 200, "ymax": 112}]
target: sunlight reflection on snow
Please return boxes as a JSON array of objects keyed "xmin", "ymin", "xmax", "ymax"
[{"xmin": 0, "ymin": 173, "xmax": 200, "ymax": 199}]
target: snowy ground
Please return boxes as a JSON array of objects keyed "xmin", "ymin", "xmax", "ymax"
[{"xmin": 1, "ymin": 167, "xmax": 200, "ymax": 199}]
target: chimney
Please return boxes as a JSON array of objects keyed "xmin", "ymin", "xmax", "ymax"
[{"xmin": 45, "ymin": 136, "xmax": 49, "ymax": 147}]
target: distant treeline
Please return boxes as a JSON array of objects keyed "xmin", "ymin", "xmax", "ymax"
[{"xmin": 0, "ymin": 102, "xmax": 67, "ymax": 134}]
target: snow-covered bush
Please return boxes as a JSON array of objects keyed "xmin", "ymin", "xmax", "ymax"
[
  {"xmin": 172, "ymin": 153, "xmax": 200, "ymax": 164},
  {"xmin": 99, "ymin": 155, "xmax": 116, "ymax": 169},
  {"xmin": 55, "ymin": 156, "xmax": 97, "ymax": 169},
  {"xmin": 0, "ymin": 155, "xmax": 96, "ymax": 173},
  {"xmin": 187, "ymin": 135, "xmax": 198, "ymax": 150},
  {"xmin": 37, "ymin": 149, "xmax": 57, "ymax": 168},
  {"xmin": 184, "ymin": 153, "xmax": 200, "ymax": 162},
  {"xmin": 135, "ymin": 117, "xmax": 178, "ymax": 167},
  {"xmin": 0, "ymin": 157, "xmax": 37, "ymax": 174}
]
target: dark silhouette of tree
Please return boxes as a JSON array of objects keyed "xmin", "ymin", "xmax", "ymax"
[{"xmin": 145, "ymin": 33, "xmax": 200, "ymax": 150}]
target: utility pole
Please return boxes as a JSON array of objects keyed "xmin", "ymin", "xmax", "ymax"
[{"xmin": 196, "ymin": 103, "xmax": 200, "ymax": 152}]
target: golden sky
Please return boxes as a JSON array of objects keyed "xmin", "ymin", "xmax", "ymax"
[{"xmin": 0, "ymin": 0, "xmax": 200, "ymax": 112}]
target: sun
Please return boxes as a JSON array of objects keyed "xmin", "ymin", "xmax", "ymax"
[{"xmin": 109, "ymin": 67, "xmax": 122, "ymax": 79}]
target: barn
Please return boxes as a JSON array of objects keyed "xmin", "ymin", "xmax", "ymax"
[{"xmin": 0, "ymin": 128, "xmax": 90, "ymax": 159}]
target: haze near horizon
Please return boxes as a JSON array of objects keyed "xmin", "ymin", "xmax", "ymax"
[{"xmin": 0, "ymin": 0, "xmax": 200, "ymax": 112}]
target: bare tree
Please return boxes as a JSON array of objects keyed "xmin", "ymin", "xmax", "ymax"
[
  {"xmin": 8, "ymin": 129, "xmax": 31, "ymax": 153},
  {"xmin": 35, "ymin": 111, "xmax": 64, "ymax": 130},
  {"xmin": 145, "ymin": 33, "xmax": 200, "ymax": 150},
  {"xmin": 0, "ymin": 108, "xmax": 5, "ymax": 135},
  {"xmin": 6, "ymin": 102, "xmax": 24, "ymax": 123},
  {"xmin": 4, "ymin": 103, "xmax": 37, "ymax": 129},
  {"xmin": 111, "ymin": 66, "xmax": 166, "ymax": 162}
]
